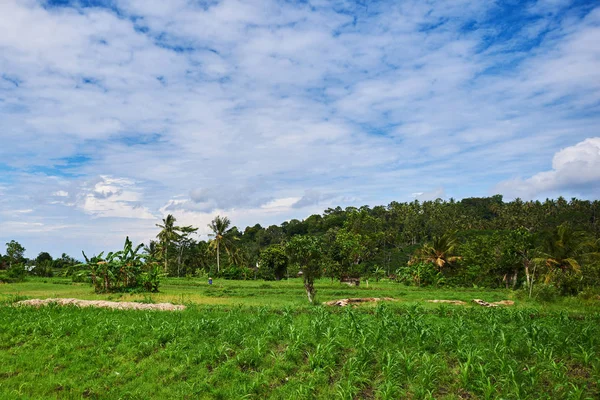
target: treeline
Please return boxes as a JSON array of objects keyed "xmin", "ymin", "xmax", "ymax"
[
  {"xmin": 146, "ymin": 195, "xmax": 600, "ymax": 297},
  {"xmin": 3, "ymin": 195, "xmax": 600, "ymax": 299},
  {"xmin": 0, "ymin": 240, "xmax": 78, "ymax": 281}
]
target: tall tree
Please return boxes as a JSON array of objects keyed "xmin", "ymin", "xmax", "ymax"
[
  {"xmin": 208, "ymin": 215, "xmax": 234, "ymax": 274},
  {"xmin": 35, "ymin": 252, "xmax": 53, "ymax": 265},
  {"xmin": 176, "ymin": 226, "xmax": 198, "ymax": 277},
  {"xmin": 258, "ymin": 245, "xmax": 288, "ymax": 281},
  {"xmin": 156, "ymin": 214, "xmax": 181, "ymax": 273},
  {"xmin": 5, "ymin": 240, "xmax": 25, "ymax": 268}
]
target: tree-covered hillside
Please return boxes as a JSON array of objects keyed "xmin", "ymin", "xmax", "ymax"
[{"xmin": 3, "ymin": 195, "xmax": 600, "ymax": 297}]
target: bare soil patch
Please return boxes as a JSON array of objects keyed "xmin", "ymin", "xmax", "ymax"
[
  {"xmin": 324, "ymin": 297, "xmax": 395, "ymax": 307},
  {"xmin": 427, "ymin": 299, "xmax": 515, "ymax": 307},
  {"xmin": 15, "ymin": 298, "xmax": 185, "ymax": 311},
  {"xmin": 472, "ymin": 299, "xmax": 515, "ymax": 307},
  {"xmin": 427, "ymin": 299, "xmax": 468, "ymax": 305}
]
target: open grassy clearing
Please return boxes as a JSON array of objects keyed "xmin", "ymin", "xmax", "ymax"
[
  {"xmin": 2, "ymin": 278, "xmax": 600, "ymax": 399},
  {"xmin": 2, "ymin": 277, "xmax": 600, "ymax": 313}
]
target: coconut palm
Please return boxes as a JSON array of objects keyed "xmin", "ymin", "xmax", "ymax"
[
  {"xmin": 156, "ymin": 214, "xmax": 182, "ymax": 273},
  {"xmin": 535, "ymin": 224, "xmax": 588, "ymax": 280},
  {"xmin": 176, "ymin": 226, "xmax": 198, "ymax": 277},
  {"xmin": 208, "ymin": 215, "xmax": 236, "ymax": 273},
  {"xmin": 411, "ymin": 232, "xmax": 461, "ymax": 271}
]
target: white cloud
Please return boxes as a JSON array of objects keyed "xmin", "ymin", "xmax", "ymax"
[
  {"xmin": 77, "ymin": 176, "xmax": 156, "ymax": 219},
  {"xmin": 413, "ymin": 188, "xmax": 446, "ymax": 202},
  {"xmin": 0, "ymin": 0, "xmax": 599, "ymax": 256},
  {"xmin": 496, "ymin": 137, "xmax": 600, "ymax": 199}
]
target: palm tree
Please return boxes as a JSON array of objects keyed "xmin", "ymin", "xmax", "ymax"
[
  {"xmin": 411, "ymin": 232, "xmax": 461, "ymax": 271},
  {"xmin": 144, "ymin": 240, "xmax": 161, "ymax": 259},
  {"xmin": 176, "ymin": 226, "xmax": 198, "ymax": 277},
  {"xmin": 535, "ymin": 224, "xmax": 588, "ymax": 284},
  {"xmin": 156, "ymin": 214, "xmax": 181, "ymax": 273},
  {"xmin": 208, "ymin": 215, "xmax": 235, "ymax": 273}
]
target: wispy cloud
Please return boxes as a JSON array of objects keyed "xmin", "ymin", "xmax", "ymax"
[{"xmin": 0, "ymin": 0, "xmax": 599, "ymax": 256}]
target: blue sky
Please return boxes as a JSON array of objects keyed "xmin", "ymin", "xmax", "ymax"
[{"xmin": 1, "ymin": 0, "xmax": 599, "ymax": 258}]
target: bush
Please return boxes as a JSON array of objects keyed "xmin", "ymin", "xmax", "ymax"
[
  {"xmin": 396, "ymin": 262, "xmax": 444, "ymax": 287},
  {"xmin": 30, "ymin": 263, "xmax": 54, "ymax": 277},
  {"xmin": 7, "ymin": 264, "xmax": 27, "ymax": 281},
  {"xmin": 555, "ymin": 271, "xmax": 587, "ymax": 296},
  {"xmin": 532, "ymin": 284, "xmax": 560, "ymax": 302},
  {"xmin": 577, "ymin": 287, "xmax": 600, "ymax": 301},
  {"xmin": 220, "ymin": 265, "xmax": 253, "ymax": 280},
  {"xmin": 444, "ymin": 263, "xmax": 498, "ymax": 288},
  {"xmin": 139, "ymin": 264, "xmax": 162, "ymax": 293}
]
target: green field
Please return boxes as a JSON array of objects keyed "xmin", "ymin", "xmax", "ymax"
[{"xmin": 1, "ymin": 278, "xmax": 600, "ymax": 399}]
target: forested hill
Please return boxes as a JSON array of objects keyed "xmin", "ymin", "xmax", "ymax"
[
  {"xmin": 3, "ymin": 195, "xmax": 600, "ymax": 294},
  {"xmin": 144, "ymin": 195, "xmax": 600, "ymax": 293}
]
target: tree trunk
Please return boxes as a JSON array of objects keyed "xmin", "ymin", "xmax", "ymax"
[
  {"xmin": 529, "ymin": 264, "xmax": 537, "ymax": 298},
  {"xmin": 304, "ymin": 280, "xmax": 315, "ymax": 303},
  {"xmin": 164, "ymin": 245, "xmax": 168, "ymax": 274},
  {"xmin": 216, "ymin": 240, "xmax": 220, "ymax": 274},
  {"xmin": 178, "ymin": 245, "xmax": 183, "ymax": 277}
]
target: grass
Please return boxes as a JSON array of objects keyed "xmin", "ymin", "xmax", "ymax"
[{"xmin": 1, "ymin": 277, "xmax": 600, "ymax": 398}]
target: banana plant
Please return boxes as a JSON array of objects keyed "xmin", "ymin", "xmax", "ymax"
[{"xmin": 78, "ymin": 237, "xmax": 158, "ymax": 293}]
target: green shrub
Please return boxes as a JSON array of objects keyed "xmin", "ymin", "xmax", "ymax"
[
  {"xmin": 6, "ymin": 264, "xmax": 27, "ymax": 281},
  {"xmin": 532, "ymin": 284, "xmax": 560, "ymax": 302},
  {"xmin": 220, "ymin": 265, "xmax": 253, "ymax": 280},
  {"xmin": 30, "ymin": 263, "xmax": 54, "ymax": 277},
  {"xmin": 396, "ymin": 262, "xmax": 444, "ymax": 287},
  {"xmin": 139, "ymin": 263, "xmax": 163, "ymax": 292},
  {"xmin": 577, "ymin": 286, "xmax": 600, "ymax": 300}
]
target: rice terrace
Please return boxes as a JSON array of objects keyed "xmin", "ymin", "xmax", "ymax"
[{"xmin": 2, "ymin": 0, "xmax": 600, "ymax": 399}]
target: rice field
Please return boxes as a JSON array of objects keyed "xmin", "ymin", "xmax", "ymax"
[{"xmin": 1, "ymin": 278, "xmax": 599, "ymax": 399}]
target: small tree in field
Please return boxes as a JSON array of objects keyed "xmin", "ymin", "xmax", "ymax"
[{"xmin": 286, "ymin": 236, "xmax": 322, "ymax": 303}]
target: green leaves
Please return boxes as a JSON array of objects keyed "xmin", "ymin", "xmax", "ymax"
[
  {"xmin": 258, "ymin": 245, "xmax": 288, "ymax": 281},
  {"xmin": 79, "ymin": 237, "xmax": 160, "ymax": 293},
  {"xmin": 412, "ymin": 231, "xmax": 461, "ymax": 272}
]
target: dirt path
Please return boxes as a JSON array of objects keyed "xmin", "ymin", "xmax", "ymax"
[{"xmin": 15, "ymin": 298, "xmax": 186, "ymax": 311}]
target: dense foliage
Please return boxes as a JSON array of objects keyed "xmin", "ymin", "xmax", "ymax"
[
  {"xmin": 2, "ymin": 196, "xmax": 600, "ymax": 297},
  {"xmin": 77, "ymin": 237, "xmax": 162, "ymax": 293},
  {"xmin": 141, "ymin": 195, "xmax": 599, "ymax": 297}
]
